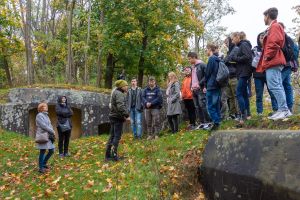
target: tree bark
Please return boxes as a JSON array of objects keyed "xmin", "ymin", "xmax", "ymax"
[
  {"xmin": 66, "ymin": 0, "xmax": 76, "ymax": 84},
  {"xmin": 96, "ymin": 10, "xmax": 104, "ymax": 88},
  {"xmin": 83, "ymin": 0, "xmax": 91, "ymax": 85},
  {"xmin": 25, "ymin": 0, "xmax": 34, "ymax": 85},
  {"xmin": 137, "ymin": 32, "xmax": 148, "ymax": 87},
  {"xmin": 104, "ymin": 53, "xmax": 114, "ymax": 89},
  {"xmin": 2, "ymin": 56, "xmax": 13, "ymax": 87}
]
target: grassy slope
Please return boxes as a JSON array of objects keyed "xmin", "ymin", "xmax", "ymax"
[{"xmin": 0, "ymin": 129, "xmax": 208, "ymax": 200}]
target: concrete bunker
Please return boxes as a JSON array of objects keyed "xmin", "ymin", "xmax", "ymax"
[{"xmin": 28, "ymin": 105, "xmax": 82, "ymax": 139}]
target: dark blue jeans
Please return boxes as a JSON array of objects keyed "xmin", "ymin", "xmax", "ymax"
[
  {"xmin": 272, "ymin": 67, "xmax": 294, "ymax": 111},
  {"xmin": 254, "ymin": 77, "xmax": 277, "ymax": 114},
  {"xmin": 206, "ymin": 89, "xmax": 221, "ymax": 125},
  {"xmin": 236, "ymin": 77, "xmax": 250, "ymax": 115},
  {"xmin": 39, "ymin": 149, "xmax": 54, "ymax": 170}
]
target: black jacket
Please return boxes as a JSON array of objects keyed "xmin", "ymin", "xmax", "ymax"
[
  {"xmin": 127, "ymin": 87, "xmax": 143, "ymax": 112},
  {"xmin": 191, "ymin": 62, "xmax": 207, "ymax": 89},
  {"xmin": 224, "ymin": 38, "xmax": 238, "ymax": 79},
  {"xmin": 232, "ymin": 40, "xmax": 253, "ymax": 78},
  {"xmin": 55, "ymin": 96, "xmax": 73, "ymax": 126}
]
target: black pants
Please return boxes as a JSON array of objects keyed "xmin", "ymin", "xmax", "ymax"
[
  {"xmin": 58, "ymin": 128, "xmax": 71, "ymax": 154},
  {"xmin": 107, "ymin": 119, "xmax": 124, "ymax": 149},
  {"xmin": 183, "ymin": 99, "xmax": 196, "ymax": 126},
  {"xmin": 167, "ymin": 114, "xmax": 179, "ymax": 133}
]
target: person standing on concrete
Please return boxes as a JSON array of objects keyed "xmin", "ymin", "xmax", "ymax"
[
  {"xmin": 181, "ymin": 67, "xmax": 196, "ymax": 130},
  {"xmin": 35, "ymin": 102, "xmax": 56, "ymax": 174},
  {"xmin": 105, "ymin": 80, "xmax": 130, "ymax": 161},
  {"xmin": 142, "ymin": 77, "xmax": 163, "ymax": 140},
  {"xmin": 56, "ymin": 96, "xmax": 73, "ymax": 158},
  {"xmin": 256, "ymin": 7, "xmax": 292, "ymax": 120},
  {"xmin": 166, "ymin": 72, "xmax": 182, "ymax": 134},
  {"xmin": 127, "ymin": 78, "xmax": 143, "ymax": 139},
  {"xmin": 188, "ymin": 52, "xmax": 211, "ymax": 129}
]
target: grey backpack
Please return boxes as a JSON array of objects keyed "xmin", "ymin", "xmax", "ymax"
[{"xmin": 216, "ymin": 61, "xmax": 229, "ymax": 87}]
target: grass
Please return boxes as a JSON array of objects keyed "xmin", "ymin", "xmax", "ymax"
[
  {"xmin": 0, "ymin": 89, "xmax": 9, "ymax": 104},
  {"xmin": 0, "ymin": 128, "xmax": 208, "ymax": 199}
]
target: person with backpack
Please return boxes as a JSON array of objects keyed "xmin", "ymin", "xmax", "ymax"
[
  {"xmin": 256, "ymin": 8, "xmax": 292, "ymax": 121},
  {"xmin": 224, "ymin": 36, "xmax": 240, "ymax": 121},
  {"xmin": 127, "ymin": 78, "xmax": 143, "ymax": 139},
  {"xmin": 142, "ymin": 77, "xmax": 163, "ymax": 140},
  {"xmin": 231, "ymin": 32, "xmax": 253, "ymax": 127},
  {"xmin": 187, "ymin": 52, "xmax": 211, "ymax": 130},
  {"xmin": 105, "ymin": 80, "xmax": 130, "ymax": 161},
  {"xmin": 252, "ymin": 32, "xmax": 277, "ymax": 116},
  {"xmin": 272, "ymin": 22, "xmax": 295, "ymax": 113},
  {"xmin": 166, "ymin": 72, "xmax": 182, "ymax": 134},
  {"xmin": 181, "ymin": 67, "xmax": 196, "ymax": 130},
  {"xmin": 204, "ymin": 44, "xmax": 222, "ymax": 131}
]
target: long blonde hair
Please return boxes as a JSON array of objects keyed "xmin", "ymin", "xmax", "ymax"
[{"xmin": 168, "ymin": 71, "xmax": 178, "ymax": 84}]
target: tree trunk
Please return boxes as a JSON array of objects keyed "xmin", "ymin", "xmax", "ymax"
[
  {"xmin": 25, "ymin": 0, "xmax": 34, "ymax": 85},
  {"xmin": 83, "ymin": 0, "xmax": 91, "ymax": 85},
  {"xmin": 104, "ymin": 53, "xmax": 114, "ymax": 89},
  {"xmin": 66, "ymin": 0, "xmax": 76, "ymax": 84},
  {"xmin": 2, "ymin": 56, "xmax": 13, "ymax": 87},
  {"xmin": 138, "ymin": 35, "xmax": 148, "ymax": 87},
  {"xmin": 96, "ymin": 10, "xmax": 104, "ymax": 88}
]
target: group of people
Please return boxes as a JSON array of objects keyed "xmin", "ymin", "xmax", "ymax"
[
  {"xmin": 35, "ymin": 96, "xmax": 73, "ymax": 173},
  {"xmin": 105, "ymin": 7, "xmax": 300, "ymax": 162},
  {"xmin": 34, "ymin": 7, "xmax": 300, "ymax": 169}
]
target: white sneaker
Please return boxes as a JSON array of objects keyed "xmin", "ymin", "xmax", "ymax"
[
  {"xmin": 268, "ymin": 111, "xmax": 280, "ymax": 120},
  {"xmin": 272, "ymin": 110, "xmax": 292, "ymax": 121}
]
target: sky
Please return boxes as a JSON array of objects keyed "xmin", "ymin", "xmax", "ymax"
[{"xmin": 220, "ymin": 0, "xmax": 299, "ymax": 45}]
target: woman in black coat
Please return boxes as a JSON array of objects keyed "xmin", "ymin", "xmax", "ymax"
[{"xmin": 56, "ymin": 96, "xmax": 73, "ymax": 157}]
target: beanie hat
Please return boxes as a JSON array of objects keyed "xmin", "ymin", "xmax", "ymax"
[{"xmin": 115, "ymin": 80, "xmax": 128, "ymax": 88}]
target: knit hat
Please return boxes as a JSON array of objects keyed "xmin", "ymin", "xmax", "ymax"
[{"xmin": 115, "ymin": 80, "xmax": 128, "ymax": 88}]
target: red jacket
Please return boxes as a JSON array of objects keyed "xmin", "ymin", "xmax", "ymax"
[
  {"xmin": 256, "ymin": 20, "xmax": 286, "ymax": 72},
  {"xmin": 181, "ymin": 76, "xmax": 193, "ymax": 100}
]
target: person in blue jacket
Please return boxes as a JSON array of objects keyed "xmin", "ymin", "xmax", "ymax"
[{"xmin": 142, "ymin": 76, "xmax": 163, "ymax": 140}]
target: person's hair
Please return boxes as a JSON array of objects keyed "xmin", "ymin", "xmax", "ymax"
[
  {"xmin": 168, "ymin": 71, "xmax": 178, "ymax": 83},
  {"xmin": 38, "ymin": 103, "xmax": 48, "ymax": 112},
  {"xmin": 231, "ymin": 32, "xmax": 240, "ymax": 38},
  {"xmin": 131, "ymin": 77, "xmax": 137, "ymax": 81},
  {"xmin": 187, "ymin": 52, "xmax": 198, "ymax": 59},
  {"xmin": 148, "ymin": 76, "xmax": 156, "ymax": 81},
  {"xmin": 206, "ymin": 43, "xmax": 218, "ymax": 53},
  {"xmin": 239, "ymin": 31, "xmax": 247, "ymax": 40},
  {"xmin": 278, "ymin": 22, "xmax": 285, "ymax": 29},
  {"xmin": 263, "ymin": 7, "xmax": 278, "ymax": 20}
]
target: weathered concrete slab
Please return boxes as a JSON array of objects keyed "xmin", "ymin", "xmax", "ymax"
[{"xmin": 199, "ymin": 130, "xmax": 300, "ymax": 200}]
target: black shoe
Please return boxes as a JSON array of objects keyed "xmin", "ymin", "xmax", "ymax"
[
  {"xmin": 105, "ymin": 145, "xmax": 112, "ymax": 161},
  {"xmin": 38, "ymin": 168, "xmax": 46, "ymax": 174},
  {"xmin": 64, "ymin": 153, "xmax": 70, "ymax": 157}
]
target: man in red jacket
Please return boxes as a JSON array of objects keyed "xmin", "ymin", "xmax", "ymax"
[{"xmin": 256, "ymin": 7, "xmax": 292, "ymax": 120}]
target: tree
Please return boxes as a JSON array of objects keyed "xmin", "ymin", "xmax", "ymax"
[
  {"xmin": 101, "ymin": 0, "xmax": 203, "ymax": 88},
  {"xmin": 194, "ymin": 0, "xmax": 235, "ymax": 53}
]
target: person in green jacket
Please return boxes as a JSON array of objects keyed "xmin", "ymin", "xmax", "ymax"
[{"xmin": 105, "ymin": 80, "xmax": 130, "ymax": 161}]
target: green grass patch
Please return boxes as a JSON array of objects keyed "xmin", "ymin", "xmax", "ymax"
[
  {"xmin": 0, "ymin": 129, "xmax": 208, "ymax": 199},
  {"xmin": 0, "ymin": 89, "xmax": 9, "ymax": 104}
]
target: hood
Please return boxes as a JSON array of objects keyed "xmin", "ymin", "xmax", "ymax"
[
  {"xmin": 240, "ymin": 40, "xmax": 252, "ymax": 49},
  {"xmin": 57, "ymin": 96, "xmax": 68, "ymax": 105},
  {"xmin": 210, "ymin": 54, "xmax": 221, "ymax": 62},
  {"xmin": 256, "ymin": 32, "xmax": 264, "ymax": 51}
]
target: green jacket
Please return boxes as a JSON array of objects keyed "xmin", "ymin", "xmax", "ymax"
[{"xmin": 109, "ymin": 88, "xmax": 129, "ymax": 121}]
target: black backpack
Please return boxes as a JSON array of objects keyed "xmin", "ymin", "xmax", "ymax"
[
  {"xmin": 282, "ymin": 34, "xmax": 295, "ymax": 62},
  {"xmin": 216, "ymin": 61, "xmax": 229, "ymax": 87}
]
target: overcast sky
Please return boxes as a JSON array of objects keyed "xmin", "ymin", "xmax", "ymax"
[{"xmin": 221, "ymin": 0, "xmax": 299, "ymax": 45}]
